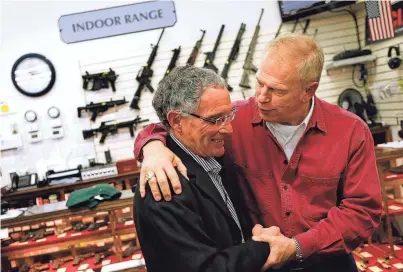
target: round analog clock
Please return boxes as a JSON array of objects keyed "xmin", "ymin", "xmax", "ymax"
[{"xmin": 11, "ymin": 53, "xmax": 56, "ymax": 97}]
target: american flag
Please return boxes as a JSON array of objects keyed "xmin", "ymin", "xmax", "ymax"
[{"xmin": 366, "ymin": 0, "xmax": 395, "ymax": 41}]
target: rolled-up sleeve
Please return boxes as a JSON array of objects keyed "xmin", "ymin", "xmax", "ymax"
[{"xmin": 133, "ymin": 123, "xmax": 168, "ymax": 161}]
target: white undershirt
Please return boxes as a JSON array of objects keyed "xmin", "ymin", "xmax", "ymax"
[{"xmin": 266, "ymin": 99, "xmax": 315, "ymax": 160}]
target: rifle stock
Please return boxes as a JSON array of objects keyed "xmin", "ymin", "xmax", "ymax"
[
  {"xmin": 77, "ymin": 107, "xmax": 84, "ymax": 118},
  {"xmin": 130, "ymin": 82, "xmax": 145, "ymax": 110},
  {"xmin": 239, "ymin": 70, "xmax": 251, "ymax": 89},
  {"xmin": 82, "ymin": 72, "xmax": 90, "ymax": 89}
]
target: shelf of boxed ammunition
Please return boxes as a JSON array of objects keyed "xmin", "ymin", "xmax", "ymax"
[
  {"xmin": 384, "ymin": 171, "xmax": 403, "ymax": 187},
  {"xmin": 374, "ymin": 243, "xmax": 403, "ymax": 262},
  {"xmin": 1, "ymin": 190, "xmax": 135, "ymax": 228},
  {"xmin": 3, "ymin": 224, "xmax": 136, "ymax": 259},
  {"xmin": 353, "ymin": 243, "xmax": 403, "ymax": 271},
  {"xmin": 1, "ymin": 170, "xmax": 140, "ymax": 203},
  {"xmin": 386, "ymin": 200, "xmax": 403, "ymax": 216}
]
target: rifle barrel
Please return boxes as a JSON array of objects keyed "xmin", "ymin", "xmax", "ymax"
[
  {"xmin": 156, "ymin": 28, "xmax": 165, "ymax": 45},
  {"xmin": 212, "ymin": 25, "xmax": 225, "ymax": 55},
  {"xmin": 199, "ymin": 29, "xmax": 206, "ymax": 42},
  {"xmin": 257, "ymin": 9, "xmax": 264, "ymax": 25}
]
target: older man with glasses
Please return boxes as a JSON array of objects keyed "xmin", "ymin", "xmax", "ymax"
[{"xmin": 134, "ymin": 65, "xmax": 278, "ymax": 272}]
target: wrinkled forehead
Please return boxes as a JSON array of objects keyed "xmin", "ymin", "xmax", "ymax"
[
  {"xmin": 256, "ymin": 61, "xmax": 299, "ymax": 86},
  {"xmin": 256, "ymin": 68, "xmax": 271, "ymax": 82}
]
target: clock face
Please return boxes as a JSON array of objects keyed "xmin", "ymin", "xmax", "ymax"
[{"xmin": 11, "ymin": 53, "xmax": 56, "ymax": 97}]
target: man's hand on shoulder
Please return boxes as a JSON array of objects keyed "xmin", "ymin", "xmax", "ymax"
[{"xmin": 140, "ymin": 140, "xmax": 188, "ymax": 201}]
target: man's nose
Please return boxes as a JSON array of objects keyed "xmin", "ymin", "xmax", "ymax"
[
  {"xmin": 220, "ymin": 121, "xmax": 233, "ymax": 134},
  {"xmin": 257, "ymin": 87, "xmax": 271, "ymax": 104}
]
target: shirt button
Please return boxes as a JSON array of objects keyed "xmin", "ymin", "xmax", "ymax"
[
  {"xmin": 283, "ymin": 160, "xmax": 288, "ymax": 165},
  {"xmin": 285, "ymin": 211, "xmax": 291, "ymax": 216},
  {"xmin": 284, "ymin": 185, "xmax": 288, "ymax": 190}
]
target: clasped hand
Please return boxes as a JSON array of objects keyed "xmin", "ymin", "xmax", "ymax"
[{"xmin": 252, "ymin": 224, "xmax": 297, "ymax": 271}]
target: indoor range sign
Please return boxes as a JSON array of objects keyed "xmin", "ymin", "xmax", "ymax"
[{"xmin": 58, "ymin": 1, "xmax": 177, "ymax": 44}]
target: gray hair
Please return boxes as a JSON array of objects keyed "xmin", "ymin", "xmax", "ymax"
[{"xmin": 152, "ymin": 65, "xmax": 227, "ymax": 128}]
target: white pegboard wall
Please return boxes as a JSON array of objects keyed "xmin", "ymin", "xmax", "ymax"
[
  {"xmin": 279, "ymin": 8, "xmax": 403, "ymax": 129},
  {"xmin": 78, "ymin": 27, "xmax": 277, "ymax": 162}
]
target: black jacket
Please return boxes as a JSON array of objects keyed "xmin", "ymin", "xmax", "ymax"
[{"xmin": 134, "ymin": 136, "xmax": 269, "ymax": 272}]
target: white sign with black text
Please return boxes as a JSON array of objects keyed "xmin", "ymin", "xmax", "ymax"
[{"xmin": 58, "ymin": 1, "xmax": 176, "ymax": 44}]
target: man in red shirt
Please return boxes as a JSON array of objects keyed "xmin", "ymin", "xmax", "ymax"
[{"xmin": 134, "ymin": 34, "xmax": 382, "ymax": 271}]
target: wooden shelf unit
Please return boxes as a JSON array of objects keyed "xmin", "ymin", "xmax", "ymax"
[
  {"xmin": 1, "ymin": 190, "xmax": 143, "ymax": 271},
  {"xmin": 375, "ymin": 146, "xmax": 403, "ymax": 257}
]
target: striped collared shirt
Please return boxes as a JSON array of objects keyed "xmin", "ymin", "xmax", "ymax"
[{"xmin": 170, "ymin": 133, "xmax": 244, "ymax": 242}]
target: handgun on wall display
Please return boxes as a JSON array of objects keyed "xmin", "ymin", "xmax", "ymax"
[
  {"xmin": 82, "ymin": 68, "xmax": 118, "ymax": 92},
  {"xmin": 77, "ymin": 98, "xmax": 128, "ymax": 122}
]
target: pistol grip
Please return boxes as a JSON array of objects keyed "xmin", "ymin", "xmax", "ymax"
[
  {"xmin": 130, "ymin": 97, "xmax": 140, "ymax": 110},
  {"xmin": 100, "ymin": 133, "xmax": 107, "ymax": 144},
  {"xmin": 90, "ymin": 110, "xmax": 98, "ymax": 122}
]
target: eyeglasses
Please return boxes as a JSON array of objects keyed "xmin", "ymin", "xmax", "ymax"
[{"xmin": 182, "ymin": 108, "xmax": 237, "ymax": 128}]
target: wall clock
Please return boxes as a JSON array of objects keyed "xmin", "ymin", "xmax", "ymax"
[{"xmin": 11, "ymin": 53, "xmax": 56, "ymax": 97}]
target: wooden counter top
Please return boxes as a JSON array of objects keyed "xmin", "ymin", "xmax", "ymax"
[{"xmin": 375, "ymin": 147, "xmax": 403, "ymax": 162}]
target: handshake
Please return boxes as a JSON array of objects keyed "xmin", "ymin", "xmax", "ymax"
[{"xmin": 251, "ymin": 224, "xmax": 298, "ymax": 271}]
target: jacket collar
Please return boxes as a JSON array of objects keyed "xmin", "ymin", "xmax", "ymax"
[{"xmin": 166, "ymin": 136, "xmax": 235, "ymax": 221}]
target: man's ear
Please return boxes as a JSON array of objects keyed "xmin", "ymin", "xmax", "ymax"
[
  {"xmin": 302, "ymin": 81, "xmax": 319, "ymax": 103},
  {"xmin": 167, "ymin": 110, "xmax": 182, "ymax": 133}
]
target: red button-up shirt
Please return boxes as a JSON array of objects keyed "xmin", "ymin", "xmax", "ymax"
[{"xmin": 134, "ymin": 96, "xmax": 382, "ymax": 262}]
